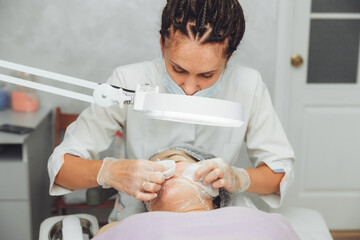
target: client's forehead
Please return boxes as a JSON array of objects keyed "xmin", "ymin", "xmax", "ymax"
[{"xmin": 151, "ymin": 150, "xmax": 196, "ymax": 163}]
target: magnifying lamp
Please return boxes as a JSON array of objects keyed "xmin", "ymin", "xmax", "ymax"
[{"xmin": 0, "ymin": 60, "xmax": 243, "ymax": 127}]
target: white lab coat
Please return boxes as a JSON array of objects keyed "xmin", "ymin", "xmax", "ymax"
[{"xmin": 48, "ymin": 58, "xmax": 294, "ymax": 211}]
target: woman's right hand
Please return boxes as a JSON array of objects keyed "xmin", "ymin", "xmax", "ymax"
[{"xmin": 97, "ymin": 158, "xmax": 165, "ymax": 201}]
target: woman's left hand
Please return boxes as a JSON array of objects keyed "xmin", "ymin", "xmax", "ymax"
[{"xmin": 193, "ymin": 158, "xmax": 251, "ymax": 193}]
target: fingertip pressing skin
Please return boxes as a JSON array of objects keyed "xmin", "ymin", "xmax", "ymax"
[
  {"xmin": 143, "ymin": 182, "xmax": 162, "ymax": 193},
  {"xmin": 212, "ymin": 178, "xmax": 225, "ymax": 189},
  {"xmin": 202, "ymin": 168, "xmax": 222, "ymax": 185},
  {"xmin": 136, "ymin": 192, "xmax": 158, "ymax": 202},
  {"xmin": 149, "ymin": 172, "xmax": 166, "ymax": 184},
  {"xmin": 193, "ymin": 165, "xmax": 206, "ymax": 182},
  {"xmin": 193, "ymin": 162, "xmax": 216, "ymax": 182}
]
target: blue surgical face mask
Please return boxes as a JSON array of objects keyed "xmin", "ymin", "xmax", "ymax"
[
  {"xmin": 162, "ymin": 71, "xmax": 186, "ymax": 95},
  {"xmin": 162, "ymin": 70, "xmax": 222, "ymax": 98}
]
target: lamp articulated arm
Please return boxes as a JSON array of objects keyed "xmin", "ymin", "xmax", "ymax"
[
  {"xmin": 0, "ymin": 59, "xmax": 135, "ymax": 107},
  {"xmin": 0, "ymin": 59, "xmax": 243, "ymax": 127}
]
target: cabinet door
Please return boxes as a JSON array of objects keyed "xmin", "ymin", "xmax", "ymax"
[
  {"xmin": 0, "ymin": 162, "xmax": 28, "ymax": 200},
  {"xmin": 287, "ymin": 0, "xmax": 360, "ymax": 229},
  {"xmin": 0, "ymin": 201, "xmax": 31, "ymax": 239}
]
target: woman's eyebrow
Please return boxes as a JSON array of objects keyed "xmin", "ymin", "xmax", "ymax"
[
  {"xmin": 169, "ymin": 59, "xmax": 187, "ymax": 72},
  {"xmin": 199, "ymin": 69, "xmax": 218, "ymax": 75},
  {"xmin": 168, "ymin": 58, "xmax": 218, "ymax": 75}
]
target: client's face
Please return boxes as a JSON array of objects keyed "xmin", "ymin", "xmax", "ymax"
[{"xmin": 147, "ymin": 150, "xmax": 214, "ymax": 212}]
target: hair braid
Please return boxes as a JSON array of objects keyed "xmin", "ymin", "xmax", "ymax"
[{"xmin": 196, "ymin": 0, "xmax": 207, "ymax": 31}]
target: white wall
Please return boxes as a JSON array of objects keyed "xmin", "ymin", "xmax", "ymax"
[{"xmin": 0, "ymin": 0, "xmax": 279, "ymax": 113}]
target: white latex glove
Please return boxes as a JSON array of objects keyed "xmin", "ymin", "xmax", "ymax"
[
  {"xmin": 97, "ymin": 157, "xmax": 165, "ymax": 201},
  {"xmin": 193, "ymin": 158, "xmax": 251, "ymax": 193},
  {"xmin": 181, "ymin": 163, "xmax": 219, "ymax": 197}
]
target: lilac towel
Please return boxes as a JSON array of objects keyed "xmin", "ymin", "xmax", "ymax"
[{"xmin": 93, "ymin": 207, "xmax": 300, "ymax": 240}]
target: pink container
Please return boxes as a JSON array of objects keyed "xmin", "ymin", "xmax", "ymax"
[{"xmin": 11, "ymin": 91, "xmax": 39, "ymax": 112}]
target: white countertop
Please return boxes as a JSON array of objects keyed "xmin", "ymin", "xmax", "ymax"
[{"xmin": 0, "ymin": 107, "xmax": 52, "ymax": 144}]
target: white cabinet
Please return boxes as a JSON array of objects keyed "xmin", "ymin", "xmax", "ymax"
[{"xmin": 0, "ymin": 108, "xmax": 53, "ymax": 240}]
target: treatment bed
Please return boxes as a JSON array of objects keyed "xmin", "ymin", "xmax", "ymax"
[{"xmin": 39, "ymin": 207, "xmax": 333, "ymax": 240}]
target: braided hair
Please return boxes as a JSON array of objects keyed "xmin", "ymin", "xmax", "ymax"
[{"xmin": 160, "ymin": 0, "xmax": 246, "ymax": 58}]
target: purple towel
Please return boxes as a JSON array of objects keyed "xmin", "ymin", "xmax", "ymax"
[{"xmin": 93, "ymin": 207, "xmax": 300, "ymax": 240}]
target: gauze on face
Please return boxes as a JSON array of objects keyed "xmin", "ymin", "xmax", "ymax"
[
  {"xmin": 156, "ymin": 160, "xmax": 176, "ymax": 179},
  {"xmin": 181, "ymin": 162, "xmax": 219, "ymax": 197}
]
